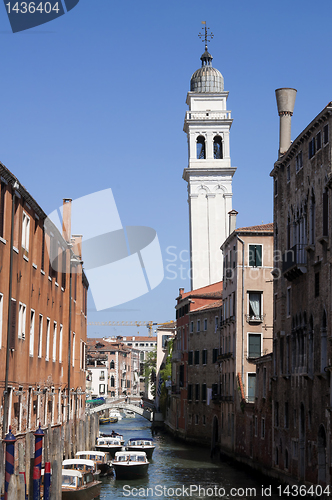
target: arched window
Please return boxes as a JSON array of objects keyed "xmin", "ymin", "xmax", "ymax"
[
  {"xmin": 213, "ymin": 136, "xmax": 223, "ymax": 159},
  {"xmin": 110, "ymin": 360, "xmax": 115, "ymax": 369},
  {"xmin": 196, "ymin": 136, "xmax": 206, "ymax": 159}
]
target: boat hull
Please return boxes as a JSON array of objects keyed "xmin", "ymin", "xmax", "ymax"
[
  {"xmin": 126, "ymin": 445, "xmax": 155, "ymax": 459},
  {"xmin": 95, "ymin": 444, "xmax": 123, "ymax": 457},
  {"xmin": 113, "ymin": 463, "xmax": 149, "ymax": 479},
  {"xmin": 62, "ymin": 481, "xmax": 101, "ymax": 500}
]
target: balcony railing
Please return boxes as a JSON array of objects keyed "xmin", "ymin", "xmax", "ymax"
[
  {"xmin": 217, "ymin": 352, "xmax": 233, "ymax": 361},
  {"xmin": 246, "ymin": 314, "xmax": 264, "ymax": 324},
  {"xmin": 282, "ymin": 244, "xmax": 307, "ymax": 281}
]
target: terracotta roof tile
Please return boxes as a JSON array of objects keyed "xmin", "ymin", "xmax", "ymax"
[
  {"xmin": 236, "ymin": 223, "xmax": 274, "ymax": 232},
  {"xmin": 191, "ymin": 299, "xmax": 223, "ymax": 312}
]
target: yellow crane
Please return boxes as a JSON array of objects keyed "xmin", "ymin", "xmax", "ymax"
[{"xmin": 87, "ymin": 320, "xmax": 176, "ymax": 337}]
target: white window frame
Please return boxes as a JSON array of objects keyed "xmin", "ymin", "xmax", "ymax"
[
  {"xmin": 29, "ymin": 309, "xmax": 35, "ymax": 357},
  {"xmin": 18, "ymin": 302, "xmax": 26, "ymax": 339},
  {"xmin": 203, "ymin": 318, "xmax": 207, "ymax": 331},
  {"xmin": 247, "ymin": 332, "xmax": 262, "ymax": 359},
  {"xmin": 52, "ymin": 321, "xmax": 57, "ymax": 362},
  {"xmin": 247, "ymin": 291, "xmax": 263, "ymax": 320},
  {"xmin": 0, "ymin": 293, "xmax": 3, "ymax": 349},
  {"xmin": 59, "ymin": 324, "xmax": 63, "ymax": 363},
  {"xmin": 45, "ymin": 317, "xmax": 50, "ymax": 361},
  {"xmin": 190, "ymin": 321, "xmax": 194, "ymax": 333},
  {"xmin": 247, "ymin": 372, "xmax": 256, "ymax": 402},
  {"xmin": 248, "ymin": 243, "xmax": 263, "ymax": 267},
  {"xmin": 22, "ymin": 211, "xmax": 30, "ymax": 251},
  {"xmin": 38, "ymin": 315, "xmax": 43, "ymax": 358}
]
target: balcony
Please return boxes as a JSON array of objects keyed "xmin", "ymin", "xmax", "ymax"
[
  {"xmin": 282, "ymin": 244, "xmax": 307, "ymax": 281},
  {"xmin": 217, "ymin": 352, "xmax": 233, "ymax": 361},
  {"xmin": 246, "ymin": 314, "xmax": 264, "ymax": 324}
]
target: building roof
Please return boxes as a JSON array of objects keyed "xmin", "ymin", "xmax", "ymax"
[
  {"xmin": 221, "ymin": 223, "xmax": 274, "ymax": 250},
  {"xmin": 177, "ymin": 281, "xmax": 222, "ymax": 301},
  {"xmin": 271, "ymin": 101, "xmax": 332, "ymax": 173},
  {"xmin": 190, "ymin": 46, "xmax": 224, "ymax": 93},
  {"xmin": 190, "ymin": 299, "xmax": 223, "ymax": 313},
  {"xmin": 235, "ymin": 223, "xmax": 274, "ymax": 232}
]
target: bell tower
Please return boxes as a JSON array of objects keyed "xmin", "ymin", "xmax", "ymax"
[{"xmin": 183, "ymin": 24, "xmax": 236, "ymax": 290}]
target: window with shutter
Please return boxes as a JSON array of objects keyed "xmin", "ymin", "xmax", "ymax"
[
  {"xmin": 248, "ymin": 244, "xmax": 262, "ymax": 267},
  {"xmin": 248, "ymin": 333, "xmax": 261, "ymax": 358}
]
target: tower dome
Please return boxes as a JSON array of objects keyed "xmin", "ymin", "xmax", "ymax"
[{"xmin": 190, "ymin": 46, "xmax": 224, "ymax": 93}]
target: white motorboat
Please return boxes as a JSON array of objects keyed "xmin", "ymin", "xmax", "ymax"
[{"xmin": 112, "ymin": 451, "xmax": 149, "ymax": 479}]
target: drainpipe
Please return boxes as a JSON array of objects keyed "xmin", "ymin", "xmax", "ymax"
[
  {"xmin": 3, "ymin": 181, "xmax": 19, "ymax": 437},
  {"xmin": 236, "ymin": 235, "xmax": 245, "ymax": 384}
]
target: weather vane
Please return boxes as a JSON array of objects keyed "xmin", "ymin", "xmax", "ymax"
[{"xmin": 198, "ymin": 21, "xmax": 214, "ymax": 47}]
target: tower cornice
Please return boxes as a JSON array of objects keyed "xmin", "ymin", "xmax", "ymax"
[{"xmin": 183, "ymin": 166, "xmax": 237, "ymax": 182}]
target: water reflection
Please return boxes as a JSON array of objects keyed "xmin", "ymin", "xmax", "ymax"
[{"xmin": 98, "ymin": 415, "xmax": 283, "ymax": 500}]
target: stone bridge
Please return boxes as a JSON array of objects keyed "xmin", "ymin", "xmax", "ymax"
[{"xmin": 88, "ymin": 402, "xmax": 154, "ymax": 422}]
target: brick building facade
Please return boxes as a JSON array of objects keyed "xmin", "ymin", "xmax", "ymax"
[
  {"xmin": 270, "ymin": 95, "xmax": 332, "ymax": 485},
  {"xmin": 0, "ymin": 162, "xmax": 90, "ymax": 494}
]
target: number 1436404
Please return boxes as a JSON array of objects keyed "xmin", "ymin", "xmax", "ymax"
[{"xmin": 6, "ymin": 2, "xmax": 60, "ymax": 13}]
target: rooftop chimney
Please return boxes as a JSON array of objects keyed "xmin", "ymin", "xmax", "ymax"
[
  {"xmin": 179, "ymin": 288, "xmax": 184, "ymax": 296},
  {"xmin": 62, "ymin": 198, "xmax": 72, "ymax": 242},
  {"xmin": 72, "ymin": 235, "xmax": 82, "ymax": 260},
  {"xmin": 275, "ymin": 88, "xmax": 297, "ymax": 157},
  {"xmin": 228, "ymin": 209, "xmax": 238, "ymax": 235}
]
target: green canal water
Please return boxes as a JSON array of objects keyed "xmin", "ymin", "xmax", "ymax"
[{"xmin": 97, "ymin": 415, "xmax": 285, "ymax": 500}]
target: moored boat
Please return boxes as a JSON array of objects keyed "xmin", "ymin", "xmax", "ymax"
[
  {"xmin": 98, "ymin": 431, "xmax": 124, "ymax": 445},
  {"xmin": 99, "ymin": 417, "xmax": 111, "ymax": 425},
  {"xmin": 61, "ymin": 469, "xmax": 101, "ymax": 500},
  {"xmin": 124, "ymin": 410, "xmax": 135, "ymax": 418},
  {"xmin": 62, "ymin": 459, "xmax": 100, "ymax": 480},
  {"xmin": 126, "ymin": 437, "xmax": 155, "ymax": 459},
  {"xmin": 75, "ymin": 451, "xmax": 112, "ymax": 476},
  {"xmin": 112, "ymin": 451, "xmax": 149, "ymax": 479},
  {"xmin": 95, "ymin": 436, "xmax": 123, "ymax": 457}
]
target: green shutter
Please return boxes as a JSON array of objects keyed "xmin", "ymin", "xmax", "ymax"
[{"xmin": 255, "ymin": 245, "xmax": 262, "ymax": 266}]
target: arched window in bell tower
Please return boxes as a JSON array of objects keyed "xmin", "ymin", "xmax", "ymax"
[
  {"xmin": 196, "ymin": 136, "xmax": 206, "ymax": 159},
  {"xmin": 213, "ymin": 135, "xmax": 223, "ymax": 159}
]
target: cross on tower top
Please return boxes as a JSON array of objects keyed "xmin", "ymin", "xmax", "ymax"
[{"xmin": 198, "ymin": 21, "xmax": 214, "ymax": 49}]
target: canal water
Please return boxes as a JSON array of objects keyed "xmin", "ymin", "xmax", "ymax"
[{"xmin": 97, "ymin": 414, "xmax": 284, "ymax": 500}]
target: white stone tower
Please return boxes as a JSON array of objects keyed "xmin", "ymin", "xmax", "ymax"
[{"xmin": 183, "ymin": 26, "xmax": 236, "ymax": 290}]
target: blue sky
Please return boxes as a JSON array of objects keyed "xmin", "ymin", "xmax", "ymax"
[{"xmin": 1, "ymin": 0, "xmax": 331, "ymax": 337}]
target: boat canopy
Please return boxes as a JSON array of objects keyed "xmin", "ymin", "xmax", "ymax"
[
  {"xmin": 97, "ymin": 437, "xmax": 122, "ymax": 445},
  {"xmin": 63, "ymin": 459, "xmax": 95, "ymax": 468},
  {"xmin": 113, "ymin": 451, "xmax": 148, "ymax": 462},
  {"xmin": 62, "ymin": 469, "xmax": 83, "ymax": 477},
  {"xmin": 76, "ymin": 451, "xmax": 106, "ymax": 459}
]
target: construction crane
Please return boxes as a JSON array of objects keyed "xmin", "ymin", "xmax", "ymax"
[{"xmin": 87, "ymin": 320, "xmax": 176, "ymax": 337}]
